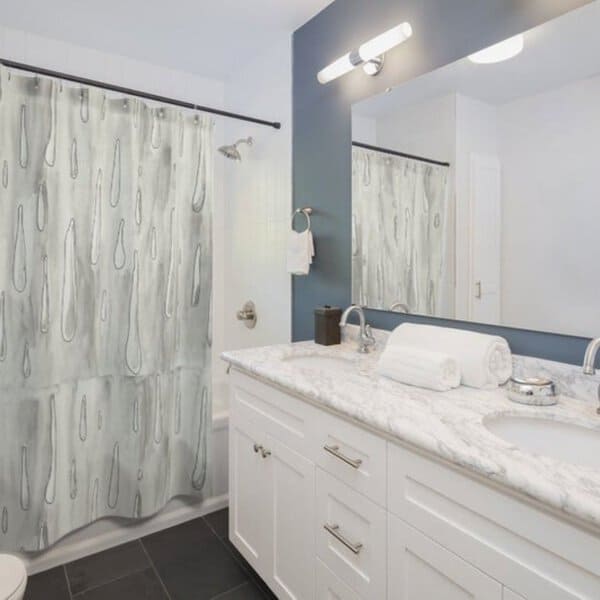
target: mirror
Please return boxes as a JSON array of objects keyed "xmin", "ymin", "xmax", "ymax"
[{"xmin": 351, "ymin": 2, "xmax": 600, "ymax": 338}]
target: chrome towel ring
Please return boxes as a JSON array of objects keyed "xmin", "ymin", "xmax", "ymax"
[{"xmin": 291, "ymin": 207, "xmax": 313, "ymax": 232}]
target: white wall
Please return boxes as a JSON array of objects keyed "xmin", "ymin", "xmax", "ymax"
[
  {"xmin": 498, "ymin": 74, "xmax": 600, "ymax": 336},
  {"xmin": 352, "ymin": 115, "xmax": 376, "ymax": 144},
  {"xmin": 376, "ymin": 94, "xmax": 456, "ymax": 165},
  {"xmin": 220, "ymin": 33, "xmax": 292, "ymax": 376}
]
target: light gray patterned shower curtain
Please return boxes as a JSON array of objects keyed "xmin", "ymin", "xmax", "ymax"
[
  {"xmin": 352, "ymin": 147, "xmax": 449, "ymax": 316},
  {"xmin": 0, "ymin": 65, "xmax": 213, "ymax": 552}
]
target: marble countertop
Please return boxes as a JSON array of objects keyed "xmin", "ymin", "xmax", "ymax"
[{"xmin": 222, "ymin": 338, "xmax": 600, "ymax": 530}]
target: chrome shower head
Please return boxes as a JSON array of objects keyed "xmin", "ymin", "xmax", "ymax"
[{"xmin": 218, "ymin": 137, "xmax": 253, "ymax": 161}]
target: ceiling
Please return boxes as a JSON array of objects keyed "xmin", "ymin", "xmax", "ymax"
[
  {"xmin": 354, "ymin": 1, "xmax": 600, "ymax": 118},
  {"xmin": 0, "ymin": 0, "xmax": 333, "ymax": 80}
]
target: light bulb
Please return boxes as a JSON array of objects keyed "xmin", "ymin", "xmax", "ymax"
[
  {"xmin": 317, "ymin": 53, "xmax": 355, "ymax": 84},
  {"xmin": 468, "ymin": 34, "xmax": 524, "ymax": 64},
  {"xmin": 358, "ymin": 22, "xmax": 413, "ymax": 62}
]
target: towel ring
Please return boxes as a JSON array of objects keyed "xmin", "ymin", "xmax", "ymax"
[{"xmin": 291, "ymin": 207, "xmax": 313, "ymax": 232}]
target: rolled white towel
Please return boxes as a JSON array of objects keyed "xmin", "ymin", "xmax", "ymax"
[
  {"xmin": 388, "ymin": 323, "xmax": 512, "ymax": 389},
  {"xmin": 376, "ymin": 345, "xmax": 461, "ymax": 392}
]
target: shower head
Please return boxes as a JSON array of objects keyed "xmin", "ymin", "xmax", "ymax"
[{"xmin": 218, "ymin": 137, "xmax": 253, "ymax": 161}]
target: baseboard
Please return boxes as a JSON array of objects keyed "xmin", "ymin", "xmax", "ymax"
[{"xmin": 23, "ymin": 493, "xmax": 229, "ymax": 575}]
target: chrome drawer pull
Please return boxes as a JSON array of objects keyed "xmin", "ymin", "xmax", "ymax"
[
  {"xmin": 324, "ymin": 523, "xmax": 363, "ymax": 555},
  {"xmin": 323, "ymin": 444, "xmax": 362, "ymax": 469}
]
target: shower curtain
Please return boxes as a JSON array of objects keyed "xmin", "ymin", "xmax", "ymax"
[
  {"xmin": 0, "ymin": 65, "xmax": 213, "ymax": 552},
  {"xmin": 352, "ymin": 146, "xmax": 449, "ymax": 316}
]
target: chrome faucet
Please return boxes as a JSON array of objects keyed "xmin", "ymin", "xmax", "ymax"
[
  {"xmin": 339, "ymin": 305, "xmax": 376, "ymax": 353},
  {"xmin": 582, "ymin": 337, "xmax": 600, "ymax": 414},
  {"xmin": 390, "ymin": 301, "xmax": 410, "ymax": 313}
]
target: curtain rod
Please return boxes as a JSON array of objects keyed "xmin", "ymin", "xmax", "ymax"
[
  {"xmin": 0, "ymin": 58, "xmax": 281, "ymax": 130},
  {"xmin": 352, "ymin": 141, "xmax": 450, "ymax": 167}
]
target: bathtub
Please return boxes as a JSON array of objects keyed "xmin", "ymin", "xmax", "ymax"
[{"xmin": 23, "ymin": 382, "xmax": 230, "ymax": 575}]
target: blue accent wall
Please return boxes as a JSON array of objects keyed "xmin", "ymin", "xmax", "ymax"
[{"xmin": 292, "ymin": 0, "xmax": 594, "ymax": 366}]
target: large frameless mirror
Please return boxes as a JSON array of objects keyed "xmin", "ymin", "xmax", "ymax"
[{"xmin": 351, "ymin": 2, "xmax": 600, "ymax": 338}]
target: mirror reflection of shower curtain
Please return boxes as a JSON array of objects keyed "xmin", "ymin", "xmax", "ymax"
[
  {"xmin": 352, "ymin": 147, "xmax": 449, "ymax": 316},
  {"xmin": 0, "ymin": 65, "xmax": 213, "ymax": 552}
]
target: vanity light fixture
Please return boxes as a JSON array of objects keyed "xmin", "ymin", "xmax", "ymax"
[
  {"xmin": 317, "ymin": 22, "xmax": 413, "ymax": 84},
  {"xmin": 468, "ymin": 34, "xmax": 524, "ymax": 64}
]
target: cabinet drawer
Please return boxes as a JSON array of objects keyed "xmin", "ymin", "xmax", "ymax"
[
  {"xmin": 388, "ymin": 514, "xmax": 502, "ymax": 600},
  {"xmin": 314, "ymin": 408, "xmax": 387, "ymax": 506},
  {"xmin": 316, "ymin": 559, "xmax": 361, "ymax": 600},
  {"xmin": 388, "ymin": 442, "xmax": 600, "ymax": 599},
  {"xmin": 230, "ymin": 369, "xmax": 315, "ymax": 455},
  {"xmin": 316, "ymin": 468, "xmax": 386, "ymax": 600}
]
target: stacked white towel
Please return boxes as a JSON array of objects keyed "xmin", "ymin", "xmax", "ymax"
[
  {"xmin": 376, "ymin": 344, "xmax": 460, "ymax": 391},
  {"xmin": 387, "ymin": 323, "xmax": 512, "ymax": 389},
  {"xmin": 286, "ymin": 230, "xmax": 315, "ymax": 275}
]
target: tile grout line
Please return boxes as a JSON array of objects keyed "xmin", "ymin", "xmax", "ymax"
[
  {"xmin": 138, "ymin": 537, "xmax": 174, "ymax": 600},
  {"xmin": 68, "ymin": 566, "xmax": 149, "ymax": 599},
  {"xmin": 209, "ymin": 580, "xmax": 251, "ymax": 599},
  {"xmin": 64, "ymin": 545, "xmax": 150, "ymax": 599},
  {"xmin": 202, "ymin": 513, "xmax": 272, "ymax": 599},
  {"xmin": 63, "ymin": 564, "xmax": 74, "ymax": 600},
  {"xmin": 212, "ymin": 531, "xmax": 273, "ymax": 599}
]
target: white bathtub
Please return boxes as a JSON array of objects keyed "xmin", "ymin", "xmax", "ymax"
[{"xmin": 23, "ymin": 383, "xmax": 230, "ymax": 575}]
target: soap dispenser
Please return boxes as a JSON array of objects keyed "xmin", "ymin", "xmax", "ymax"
[{"xmin": 314, "ymin": 306, "xmax": 342, "ymax": 346}]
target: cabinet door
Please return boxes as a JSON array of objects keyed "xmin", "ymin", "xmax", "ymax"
[
  {"xmin": 316, "ymin": 559, "xmax": 361, "ymax": 600},
  {"xmin": 389, "ymin": 515, "xmax": 502, "ymax": 600},
  {"xmin": 229, "ymin": 416, "xmax": 270, "ymax": 573},
  {"xmin": 265, "ymin": 434, "xmax": 316, "ymax": 600}
]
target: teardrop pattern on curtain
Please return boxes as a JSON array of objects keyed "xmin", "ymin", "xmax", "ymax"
[
  {"xmin": 61, "ymin": 219, "xmax": 78, "ymax": 342},
  {"xmin": 109, "ymin": 139, "xmax": 121, "ymax": 207},
  {"xmin": 90, "ymin": 169, "xmax": 102, "ymax": 265},
  {"xmin": 40, "ymin": 255, "xmax": 50, "ymax": 334},
  {"xmin": 351, "ymin": 147, "xmax": 449, "ymax": 316},
  {"xmin": 12, "ymin": 204, "xmax": 27, "ymax": 293},
  {"xmin": 0, "ymin": 64, "xmax": 214, "ymax": 552},
  {"xmin": 36, "ymin": 181, "xmax": 48, "ymax": 232}
]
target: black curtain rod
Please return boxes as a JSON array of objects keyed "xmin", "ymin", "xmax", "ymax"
[
  {"xmin": 352, "ymin": 141, "xmax": 450, "ymax": 167},
  {"xmin": 0, "ymin": 58, "xmax": 281, "ymax": 130}
]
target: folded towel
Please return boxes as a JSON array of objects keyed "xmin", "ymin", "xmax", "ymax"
[
  {"xmin": 388, "ymin": 323, "xmax": 512, "ymax": 389},
  {"xmin": 286, "ymin": 229, "xmax": 314, "ymax": 275},
  {"xmin": 377, "ymin": 344, "xmax": 460, "ymax": 391}
]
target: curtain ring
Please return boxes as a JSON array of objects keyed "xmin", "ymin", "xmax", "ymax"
[{"xmin": 291, "ymin": 207, "xmax": 312, "ymax": 232}]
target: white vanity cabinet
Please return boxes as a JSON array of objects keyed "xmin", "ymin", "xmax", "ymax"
[
  {"xmin": 228, "ymin": 369, "xmax": 600, "ymax": 600},
  {"xmin": 229, "ymin": 374, "xmax": 316, "ymax": 600}
]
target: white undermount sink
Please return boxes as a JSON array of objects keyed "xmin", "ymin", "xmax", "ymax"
[{"xmin": 485, "ymin": 415, "xmax": 600, "ymax": 470}]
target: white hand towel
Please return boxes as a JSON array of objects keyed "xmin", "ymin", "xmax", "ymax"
[
  {"xmin": 387, "ymin": 323, "xmax": 512, "ymax": 389},
  {"xmin": 286, "ymin": 229, "xmax": 314, "ymax": 275},
  {"xmin": 376, "ymin": 344, "xmax": 460, "ymax": 391}
]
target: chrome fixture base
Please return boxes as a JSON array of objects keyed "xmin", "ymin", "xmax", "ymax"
[
  {"xmin": 237, "ymin": 300, "xmax": 257, "ymax": 329},
  {"xmin": 363, "ymin": 55, "xmax": 384, "ymax": 76},
  {"xmin": 507, "ymin": 376, "xmax": 557, "ymax": 406}
]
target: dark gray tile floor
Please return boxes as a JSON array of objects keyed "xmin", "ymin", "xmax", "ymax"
[{"xmin": 24, "ymin": 508, "xmax": 276, "ymax": 600}]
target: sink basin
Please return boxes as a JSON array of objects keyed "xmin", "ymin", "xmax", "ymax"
[
  {"xmin": 485, "ymin": 415, "xmax": 600, "ymax": 469},
  {"xmin": 283, "ymin": 355, "xmax": 357, "ymax": 373}
]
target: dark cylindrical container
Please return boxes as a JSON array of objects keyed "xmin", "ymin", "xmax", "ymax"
[{"xmin": 314, "ymin": 306, "xmax": 342, "ymax": 346}]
